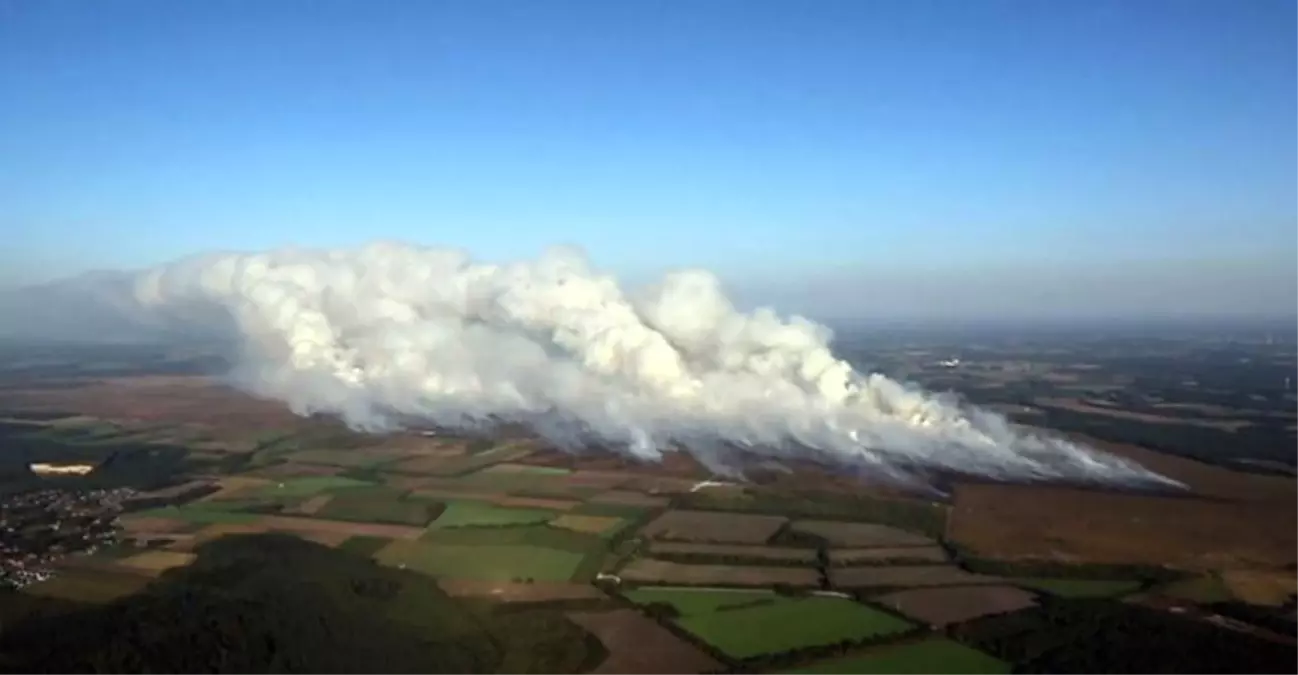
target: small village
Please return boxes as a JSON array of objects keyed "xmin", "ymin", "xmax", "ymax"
[{"xmin": 0, "ymin": 486, "xmax": 134, "ymax": 589}]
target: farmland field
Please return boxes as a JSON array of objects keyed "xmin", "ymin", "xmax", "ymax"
[
  {"xmin": 619, "ymin": 559, "xmax": 820, "ymax": 587},
  {"xmin": 430, "ymin": 501, "xmax": 558, "ymax": 529},
  {"xmin": 22, "ymin": 568, "xmax": 153, "ymax": 603},
  {"xmin": 622, "ymin": 586, "xmax": 776, "ymax": 614},
  {"xmin": 568, "ymin": 609, "xmax": 722, "ymax": 674},
  {"xmin": 315, "ymin": 486, "xmax": 438, "ymax": 525},
  {"xmin": 830, "ymin": 565, "xmax": 1000, "ymax": 589},
  {"xmin": 549, "ymin": 513, "xmax": 623, "ymax": 535},
  {"xmin": 873, "ymin": 585, "xmax": 1038, "ymax": 627},
  {"xmin": 118, "ymin": 550, "xmax": 198, "ymax": 574},
  {"xmin": 783, "ymin": 638, "xmax": 1010, "ymax": 674},
  {"xmin": 249, "ymin": 475, "xmax": 374, "ymax": 498},
  {"xmin": 829, "ymin": 546, "xmax": 948, "ymax": 565},
  {"xmin": 1015, "ymin": 578, "xmax": 1143, "ymax": 598},
  {"xmin": 790, "ymin": 520, "xmax": 934, "ymax": 547},
  {"xmin": 133, "ymin": 505, "xmax": 259, "ymax": 524},
  {"xmin": 640, "ymin": 509, "xmax": 786, "ymax": 544},
  {"xmin": 374, "ymin": 539, "xmax": 586, "ymax": 581},
  {"xmin": 673, "ymin": 595, "xmax": 913, "ymax": 659},
  {"xmin": 649, "ymin": 541, "xmax": 818, "ymax": 564}
]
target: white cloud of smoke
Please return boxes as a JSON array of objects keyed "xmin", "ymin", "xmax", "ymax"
[{"xmin": 95, "ymin": 242, "xmax": 1175, "ymax": 487}]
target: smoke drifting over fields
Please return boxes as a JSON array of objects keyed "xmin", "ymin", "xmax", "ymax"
[{"xmin": 13, "ymin": 242, "xmax": 1177, "ymax": 487}]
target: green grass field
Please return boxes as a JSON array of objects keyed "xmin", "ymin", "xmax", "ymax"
[
  {"xmin": 782, "ymin": 639, "xmax": 1010, "ymax": 674},
  {"xmin": 421, "ymin": 523, "xmax": 608, "ymax": 581},
  {"xmin": 134, "ymin": 505, "xmax": 260, "ymax": 524},
  {"xmin": 622, "ymin": 586, "xmax": 777, "ymax": 615},
  {"xmin": 316, "ymin": 486, "xmax": 438, "ymax": 526},
  {"xmin": 1015, "ymin": 578, "xmax": 1143, "ymax": 598},
  {"xmin": 674, "ymin": 596, "xmax": 913, "ymax": 659},
  {"xmin": 429, "ymin": 501, "xmax": 558, "ymax": 529},
  {"xmin": 374, "ymin": 539, "xmax": 587, "ymax": 581}
]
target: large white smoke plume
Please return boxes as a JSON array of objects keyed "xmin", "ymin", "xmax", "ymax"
[{"xmin": 123, "ymin": 242, "xmax": 1174, "ymax": 487}]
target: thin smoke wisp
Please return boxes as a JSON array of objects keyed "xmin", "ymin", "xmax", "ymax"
[{"xmin": 122, "ymin": 242, "xmax": 1175, "ymax": 487}]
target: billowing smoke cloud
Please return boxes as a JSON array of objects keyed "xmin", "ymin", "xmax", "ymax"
[{"xmin": 115, "ymin": 242, "xmax": 1174, "ymax": 487}]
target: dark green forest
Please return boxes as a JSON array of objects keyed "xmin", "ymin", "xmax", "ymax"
[{"xmin": 0, "ymin": 534, "xmax": 604, "ymax": 674}]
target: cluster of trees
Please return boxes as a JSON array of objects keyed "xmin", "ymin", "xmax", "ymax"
[
  {"xmin": 0, "ymin": 534, "xmax": 605, "ymax": 673},
  {"xmin": 949, "ymin": 596, "xmax": 1296, "ymax": 673},
  {"xmin": 946, "ymin": 545, "xmax": 1180, "ymax": 586}
]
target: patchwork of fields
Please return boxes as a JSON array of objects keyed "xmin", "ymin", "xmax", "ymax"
[{"xmin": 13, "ymin": 412, "xmax": 1285, "ymax": 674}]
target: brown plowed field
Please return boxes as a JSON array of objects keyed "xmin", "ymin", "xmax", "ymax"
[
  {"xmin": 790, "ymin": 520, "xmax": 934, "ymax": 547},
  {"xmin": 568, "ymin": 609, "xmax": 723, "ymax": 674},
  {"xmin": 830, "ymin": 546, "xmax": 949, "ymax": 565},
  {"xmin": 873, "ymin": 585, "xmax": 1038, "ymax": 627},
  {"xmin": 619, "ymin": 559, "xmax": 820, "ymax": 586},
  {"xmin": 641, "ymin": 510, "xmax": 786, "ymax": 544},
  {"xmin": 949, "ymin": 482, "xmax": 1297, "ymax": 570},
  {"xmin": 649, "ymin": 542, "xmax": 818, "ymax": 564},
  {"xmin": 439, "ymin": 579, "xmax": 606, "ymax": 602},
  {"xmin": 829, "ymin": 565, "xmax": 1000, "ymax": 589}
]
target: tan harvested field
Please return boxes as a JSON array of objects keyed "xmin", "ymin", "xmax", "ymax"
[
  {"xmin": 256, "ymin": 515, "xmax": 426, "ymax": 540},
  {"xmin": 830, "ymin": 546, "xmax": 949, "ymax": 565},
  {"xmin": 119, "ymin": 550, "xmax": 198, "ymax": 574},
  {"xmin": 790, "ymin": 520, "xmax": 935, "ymax": 547},
  {"xmin": 1220, "ymin": 569, "xmax": 1298, "ymax": 606},
  {"xmin": 439, "ymin": 579, "xmax": 606, "ymax": 602},
  {"xmin": 494, "ymin": 495, "xmax": 581, "ymax": 511},
  {"xmin": 619, "ymin": 559, "xmax": 820, "ymax": 586},
  {"xmin": 284, "ymin": 493, "xmax": 334, "ymax": 515},
  {"xmin": 873, "ymin": 585, "xmax": 1038, "ymax": 627},
  {"xmin": 649, "ymin": 541, "xmax": 818, "ymax": 564},
  {"xmin": 569, "ymin": 609, "xmax": 722, "ymax": 674},
  {"xmin": 641, "ymin": 510, "xmax": 786, "ymax": 544},
  {"xmin": 830, "ymin": 565, "xmax": 1000, "ymax": 589},
  {"xmin": 949, "ymin": 482, "xmax": 1297, "ymax": 570},
  {"xmin": 589, "ymin": 489, "xmax": 670, "ymax": 508},
  {"xmin": 550, "ymin": 514, "xmax": 623, "ymax": 535},
  {"xmin": 118, "ymin": 516, "xmax": 192, "ymax": 534}
]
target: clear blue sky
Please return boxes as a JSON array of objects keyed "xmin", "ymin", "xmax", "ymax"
[{"xmin": 1, "ymin": 0, "xmax": 1294, "ymax": 320}]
